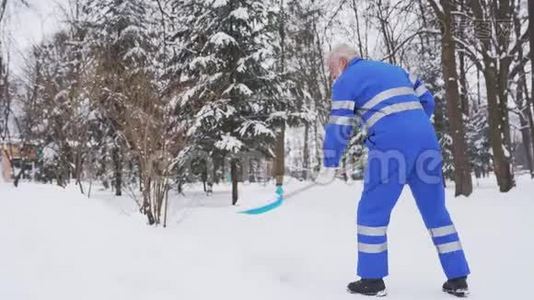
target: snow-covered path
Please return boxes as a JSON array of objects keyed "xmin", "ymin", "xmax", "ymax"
[{"xmin": 1, "ymin": 177, "xmax": 533, "ymax": 300}]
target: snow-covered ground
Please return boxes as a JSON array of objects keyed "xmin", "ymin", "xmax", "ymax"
[{"xmin": 1, "ymin": 176, "xmax": 533, "ymax": 300}]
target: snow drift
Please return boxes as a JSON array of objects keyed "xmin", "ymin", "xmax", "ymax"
[{"xmin": 0, "ymin": 176, "xmax": 533, "ymax": 300}]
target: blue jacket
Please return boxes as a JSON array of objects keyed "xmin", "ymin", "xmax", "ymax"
[{"xmin": 323, "ymin": 58, "xmax": 436, "ymax": 168}]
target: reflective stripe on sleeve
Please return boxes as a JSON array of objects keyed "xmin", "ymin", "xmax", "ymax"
[
  {"xmin": 365, "ymin": 101, "xmax": 423, "ymax": 129},
  {"xmin": 358, "ymin": 225, "xmax": 388, "ymax": 236},
  {"xmin": 436, "ymin": 241, "xmax": 463, "ymax": 254},
  {"xmin": 331, "ymin": 100, "xmax": 355, "ymax": 111},
  {"xmin": 409, "ymin": 73, "xmax": 418, "ymax": 86},
  {"xmin": 415, "ymin": 85, "xmax": 429, "ymax": 97},
  {"xmin": 328, "ymin": 115, "xmax": 355, "ymax": 126},
  {"xmin": 429, "ymin": 225, "xmax": 457, "ymax": 238},
  {"xmin": 358, "ymin": 242, "xmax": 388, "ymax": 254},
  {"xmin": 361, "ymin": 87, "xmax": 416, "ymax": 111}
]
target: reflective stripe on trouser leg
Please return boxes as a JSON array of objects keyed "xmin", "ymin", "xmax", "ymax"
[
  {"xmin": 409, "ymin": 153, "xmax": 470, "ymax": 280},
  {"xmin": 437, "ymin": 245, "xmax": 470, "ymax": 279},
  {"xmin": 357, "ymin": 226, "xmax": 389, "ymax": 279},
  {"xmin": 356, "ymin": 150, "xmax": 405, "ymax": 279},
  {"xmin": 427, "ymin": 223, "xmax": 470, "ymax": 279},
  {"xmin": 358, "ymin": 225, "xmax": 387, "ymax": 236}
]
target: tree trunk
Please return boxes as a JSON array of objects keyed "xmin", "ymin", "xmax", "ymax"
[
  {"xmin": 520, "ymin": 72, "xmax": 534, "ymax": 178},
  {"xmin": 274, "ymin": 0, "xmax": 286, "ymax": 187},
  {"xmin": 112, "ymin": 146, "xmax": 122, "ymax": 196},
  {"xmin": 458, "ymin": 52, "xmax": 469, "ymax": 115},
  {"xmin": 163, "ymin": 184, "xmax": 169, "ymax": 228},
  {"xmin": 231, "ymin": 159, "xmax": 239, "ymax": 205},
  {"xmin": 528, "ymin": 0, "xmax": 534, "ymax": 175},
  {"xmin": 526, "ymin": 99, "xmax": 534, "ymax": 173},
  {"xmin": 484, "ymin": 67, "xmax": 515, "ymax": 192},
  {"xmin": 274, "ymin": 125, "xmax": 285, "ymax": 186},
  {"xmin": 142, "ymin": 178, "xmax": 155, "ymax": 225},
  {"xmin": 498, "ymin": 58, "xmax": 513, "ymax": 157},
  {"xmin": 516, "ymin": 75, "xmax": 534, "ymax": 176},
  {"xmin": 468, "ymin": 0, "xmax": 515, "ymax": 192},
  {"xmin": 303, "ymin": 123, "xmax": 310, "ymax": 180},
  {"xmin": 495, "ymin": 0, "xmax": 514, "ymax": 184},
  {"xmin": 439, "ymin": 0, "xmax": 473, "ymax": 196},
  {"xmin": 519, "ymin": 113, "xmax": 534, "ymax": 176},
  {"xmin": 458, "ymin": 0, "xmax": 469, "ymax": 115},
  {"xmin": 74, "ymin": 150, "xmax": 85, "ymax": 193}
]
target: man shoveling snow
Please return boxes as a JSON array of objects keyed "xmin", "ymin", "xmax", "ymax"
[{"xmin": 321, "ymin": 44, "xmax": 470, "ymax": 297}]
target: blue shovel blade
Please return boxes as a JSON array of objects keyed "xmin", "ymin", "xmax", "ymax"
[{"xmin": 239, "ymin": 197, "xmax": 284, "ymax": 215}]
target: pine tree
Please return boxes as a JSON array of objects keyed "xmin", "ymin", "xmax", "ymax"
[
  {"xmin": 83, "ymin": 0, "xmax": 153, "ymax": 70},
  {"xmin": 171, "ymin": 0, "xmax": 284, "ymax": 205}
]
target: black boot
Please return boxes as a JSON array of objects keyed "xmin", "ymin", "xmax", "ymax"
[
  {"xmin": 443, "ymin": 277, "xmax": 469, "ymax": 298},
  {"xmin": 347, "ymin": 279, "xmax": 387, "ymax": 297}
]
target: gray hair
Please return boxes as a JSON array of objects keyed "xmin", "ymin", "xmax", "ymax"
[{"xmin": 327, "ymin": 43, "xmax": 358, "ymax": 64}]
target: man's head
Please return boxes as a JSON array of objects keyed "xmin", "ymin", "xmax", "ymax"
[{"xmin": 327, "ymin": 44, "xmax": 358, "ymax": 80}]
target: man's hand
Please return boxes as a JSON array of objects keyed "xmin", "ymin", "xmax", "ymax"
[{"xmin": 313, "ymin": 167, "xmax": 338, "ymax": 185}]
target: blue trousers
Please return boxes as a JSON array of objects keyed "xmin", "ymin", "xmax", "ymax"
[{"xmin": 356, "ymin": 113, "xmax": 470, "ymax": 280}]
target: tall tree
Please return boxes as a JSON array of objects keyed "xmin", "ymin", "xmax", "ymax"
[
  {"xmin": 529, "ymin": 0, "xmax": 534, "ymax": 122},
  {"xmin": 469, "ymin": 0, "xmax": 522, "ymax": 191},
  {"xmin": 450, "ymin": 0, "xmax": 526, "ymax": 192},
  {"xmin": 527, "ymin": 0, "xmax": 534, "ymax": 175},
  {"xmin": 284, "ymin": 0, "xmax": 328, "ymax": 179},
  {"xmin": 274, "ymin": 0, "xmax": 286, "ymax": 187},
  {"xmin": 428, "ymin": 0, "xmax": 473, "ymax": 196},
  {"xmin": 171, "ymin": 0, "xmax": 284, "ymax": 205},
  {"xmin": 512, "ymin": 1, "xmax": 534, "ymax": 177},
  {"xmin": 1, "ymin": 0, "xmax": 28, "ymax": 142}
]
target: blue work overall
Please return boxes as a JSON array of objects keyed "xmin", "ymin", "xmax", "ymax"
[{"xmin": 323, "ymin": 58, "xmax": 470, "ymax": 280}]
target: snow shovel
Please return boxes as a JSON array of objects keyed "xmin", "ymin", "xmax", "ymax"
[{"xmin": 239, "ymin": 183, "xmax": 318, "ymax": 215}]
